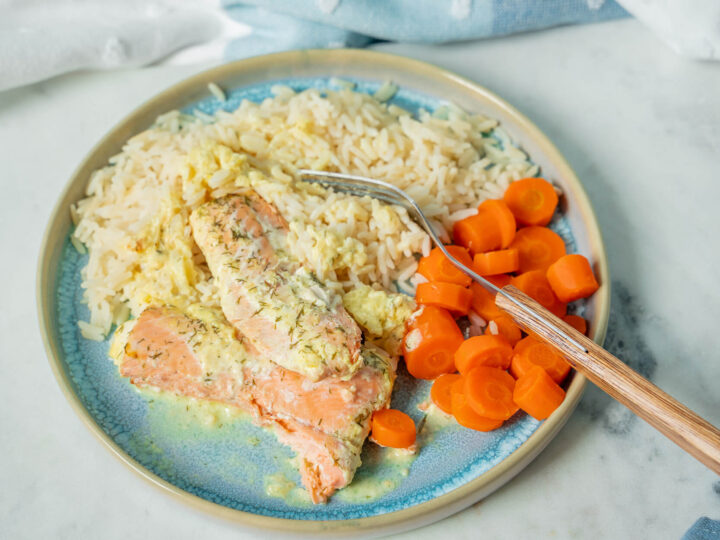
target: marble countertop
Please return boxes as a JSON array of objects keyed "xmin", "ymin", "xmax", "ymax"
[{"xmin": 1, "ymin": 18, "xmax": 718, "ymax": 540}]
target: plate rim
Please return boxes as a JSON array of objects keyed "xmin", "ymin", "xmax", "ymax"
[{"xmin": 36, "ymin": 48, "xmax": 611, "ymax": 535}]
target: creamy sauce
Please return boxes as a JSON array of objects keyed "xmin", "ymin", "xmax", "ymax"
[
  {"xmin": 140, "ymin": 386, "xmax": 249, "ymax": 430},
  {"xmin": 338, "ymin": 401, "xmax": 459, "ymax": 503},
  {"xmin": 128, "ymin": 383, "xmax": 458, "ymax": 506},
  {"xmin": 336, "ymin": 445, "xmax": 415, "ymax": 503},
  {"xmin": 343, "ymin": 285, "xmax": 415, "ymax": 356},
  {"xmin": 416, "ymin": 401, "xmax": 459, "ymax": 445},
  {"xmin": 337, "ymin": 475, "xmax": 397, "ymax": 502},
  {"xmin": 263, "ymin": 472, "xmax": 312, "ymax": 506},
  {"xmin": 184, "ymin": 304, "xmax": 250, "ymax": 381},
  {"xmin": 264, "ymin": 473, "xmax": 295, "ymax": 498},
  {"xmin": 125, "ymin": 388, "xmax": 266, "ymax": 488}
]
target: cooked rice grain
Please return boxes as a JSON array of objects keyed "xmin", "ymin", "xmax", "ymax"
[{"xmin": 73, "ymin": 87, "xmax": 536, "ymax": 336}]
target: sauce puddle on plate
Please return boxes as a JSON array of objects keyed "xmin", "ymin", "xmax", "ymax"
[{"xmin": 127, "ymin": 386, "xmax": 458, "ymax": 506}]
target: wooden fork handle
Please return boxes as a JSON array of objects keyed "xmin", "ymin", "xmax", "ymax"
[{"xmin": 496, "ymin": 285, "xmax": 720, "ymax": 475}]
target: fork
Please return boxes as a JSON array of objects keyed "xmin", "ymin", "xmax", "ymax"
[{"xmin": 299, "ymin": 169, "xmax": 720, "ymax": 475}]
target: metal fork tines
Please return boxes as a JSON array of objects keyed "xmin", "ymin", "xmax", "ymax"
[
  {"xmin": 298, "ymin": 168, "xmax": 589, "ymax": 354},
  {"xmin": 298, "ymin": 168, "xmax": 501, "ymax": 292},
  {"xmin": 299, "ymin": 171, "xmax": 410, "ymax": 208},
  {"xmin": 300, "ymin": 179, "xmax": 406, "ymax": 208}
]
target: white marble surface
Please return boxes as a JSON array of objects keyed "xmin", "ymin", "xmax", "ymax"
[{"xmin": 1, "ymin": 18, "xmax": 719, "ymax": 540}]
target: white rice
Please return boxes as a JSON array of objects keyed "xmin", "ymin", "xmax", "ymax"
[
  {"xmin": 208, "ymin": 82, "xmax": 227, "ymax": 102},
  {"xmin": 72, "ymin": 86, "xmax": 536, "ymax": 338},
  {"xmin": 373, "ymin": 81, "xmax": 398, "ymax": 102}
]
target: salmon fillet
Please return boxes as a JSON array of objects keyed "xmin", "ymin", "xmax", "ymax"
[
  {"xmin": 189, "ymin": 194, "xmax": 363, "ymax": 381},
  {"xmin": 110, "ymin": 305, "xmax": 395, "ymax": 502}
]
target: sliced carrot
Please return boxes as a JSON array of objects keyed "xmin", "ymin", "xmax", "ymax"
[
  {"xmin": 453, "ymin": 200, "xmax": 518, "ymax": 254},
  {"xmin": 503, "ymin": 177, "xmax": 559, "ymax": 226},
  {"xmin": 477, "ymin": 199, "xmax": 516, "ymax": 248},
  {"xmin": 511, "ymin": 270, "xmax": 567, "ymax": 318},
  {"xmin": 431, "ymin": 373, "xmax": 462, "ymax": 414},
  {"xmin": 417, "ymin": 245, "xmax": 474, "ymax": 287},
  {"xmin": 546, "ymin": 254, "xmax": 600, "ymax": 303},
  {"xmin": 464, "ymin": 366, "xmax": 518, "ymax": 420},
  {"xmin": 454, "ymin": 335, "xmax": 513, "ymax": 374},
  {"xmin": 452, "ymin": 213, "xmax": 502, "ymax": 255},
  {"xmin": 509, "ymin": 226, "xmax": 566, "ymax": 273},
  {"xmin": 469, "ymin": 282, "xmax": 503, "ymax": 321},
  {"xmin": 513, "ymin": 366, "xmax": 566, "ymax": 420},
  {"xmin": 371, "ymin": 409, "xmax": 416, "ymax": 448},
  {"xmin": 403, "ymin": 306, "xmax": 464, "ymax": 380},
  {"xmin": 563, "ymin": 314, "xmax": 588, "ymax": 335},
  {"xmin": 485, "ymin": 315, "xmax": 523, "ymax": 347},
  {"xmin": 451, "ymin": 379, "xmax": 504, "ymax": 432},
  {"xmin": 416, "ymin": 282, "xmax": 472, "ymax": 315},
  {"xmin": 486, "ymin": 274, "xmax": 512, "ymax": 288},
  {"xmin": 473, "ymin": 249, "xmax": 519, "ymax": 276},
  {"xmin": 510, "ymin": 336, "xmax": 571, "ymax": 384}
]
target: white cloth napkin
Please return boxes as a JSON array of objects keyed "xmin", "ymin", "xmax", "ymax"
[
  {"xmin": 0, "ymin": 0, "xmax": 248, "ymax": 91},
  {"xmin": 618, "ymin": 0, "xmax": 720, "ymax": 60}
]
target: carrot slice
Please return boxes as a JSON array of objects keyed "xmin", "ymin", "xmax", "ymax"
[
  {"xmin": 452, "ymin": 212, "xmax": 502, "ymax": 255},
  {"xmin": 509, "ymin": 226, "xmax": 566, "ymax": 273},
  {"xmin": 546, "ymin": 254, "xmax": 600, "ymax": 303},
  {"xmin": 464, "ymin": 367, "xmax": 518, "ymax": 420},
  {"xmin": 503, "ymin": 177, "xmax": 559, "ymax": 226},
  {"xmin": 417, "ymin": 245, "xmax": 474, "ymax": 287},
  {"xmin": 473, "ymin": 249, "xmax": 519, "ymax": 276},
  {"xmin": 431, "ymin": 373, "xmax": 462, "ymax": 414},
  {"xmin": 453, "ymin": 200, "xmax": 518, "ymax": 254},
  {"xmin": 563, "ymin": 314, "xmax": 588, "ymax": 335},
  {"xmin": 511, "ymin": 270, "xmax": 567, "ymax": 318},
  {"xmin": 486, "ymin": 274, "xmax": 512, "ymax": 288},
  {"xmin": 416, "ymin": 282, "xmax": 472, "ymax": 315},
  {"xmin": 510, "ymin": 336, "xmax": 571, "ymax": 383},
  {"xmin": 513, "ymin": 366, "xmax": 566, "ymax": 420},
  {"xmin": 485, "ymin": 315, "xmax": 523, "ymax": 347},
  {"xmin": 403, "ymin": 306, "xmax": 464, "ymax": 380},
  {"xmin": 454, "ymin": 335, "xmax": 513, "ymax": 374},
  {"xmin": 451, "ymin": 379, "xmax": 504, "ymax": 432},
  {"xmin": 469, "ymin": 282, "xmax": 503, "ymax": 321},
  {"xmin": 477, "ymin": 199, "xmax": 517, "ymax": 248},
  {"xmin": 371, "ymin": 409, "xmax": 416, "ymax": 448}
]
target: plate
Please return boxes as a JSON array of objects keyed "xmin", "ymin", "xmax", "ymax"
[{"xmin": 37, "ymin": 50, "xmax": 610, "ymax": 536}]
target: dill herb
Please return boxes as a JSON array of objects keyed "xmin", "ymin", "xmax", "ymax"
[
  {"xmin": 231, "ymin": 227, "xmax": 249, "ymax": 240},
  {"xmin": 416, "ymin": 414, "xmax": 428, "ymax": 434}
]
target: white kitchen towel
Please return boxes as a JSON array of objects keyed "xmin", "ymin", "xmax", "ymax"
[
  {"xmin": 0, "ymin": 0, "xmax": 250, "ymax": 91},
  {"xmin": 1, "ymin": 0, "xmax": 718, "ymax": 91},
  {"xmin": 617, "ymin": 0, "xmax": 720, "ymax": 60}
]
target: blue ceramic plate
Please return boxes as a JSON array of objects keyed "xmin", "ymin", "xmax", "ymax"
[{"xmin": 39, "ymin": 50, "xmax": 610, "ymax": 536}]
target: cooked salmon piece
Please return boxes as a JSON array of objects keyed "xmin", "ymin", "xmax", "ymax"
[
  {"xmin": 110, "ymin": 305, "xmax": 395, "ymax": 502},
  {"xmin": 190, "ymin": 194, "xmax": 363, "ymax": 381}
]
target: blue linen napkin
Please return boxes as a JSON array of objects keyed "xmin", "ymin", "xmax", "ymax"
[
  {"xmin": 684, "ymin": 518, "xmax": 720, "ymax": 540},
  {"xmin": 222, "ymin": 0, "xmax": 628, "ymax": 58}
]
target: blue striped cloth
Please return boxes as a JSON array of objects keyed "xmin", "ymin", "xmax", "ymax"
[
  {"xmin": 683, "ymin": 518, "xmax": 720, "ymax": 540},
  {"xmin": 222, "ymin": 0, "xmax": 629, "ymax": 58}
]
